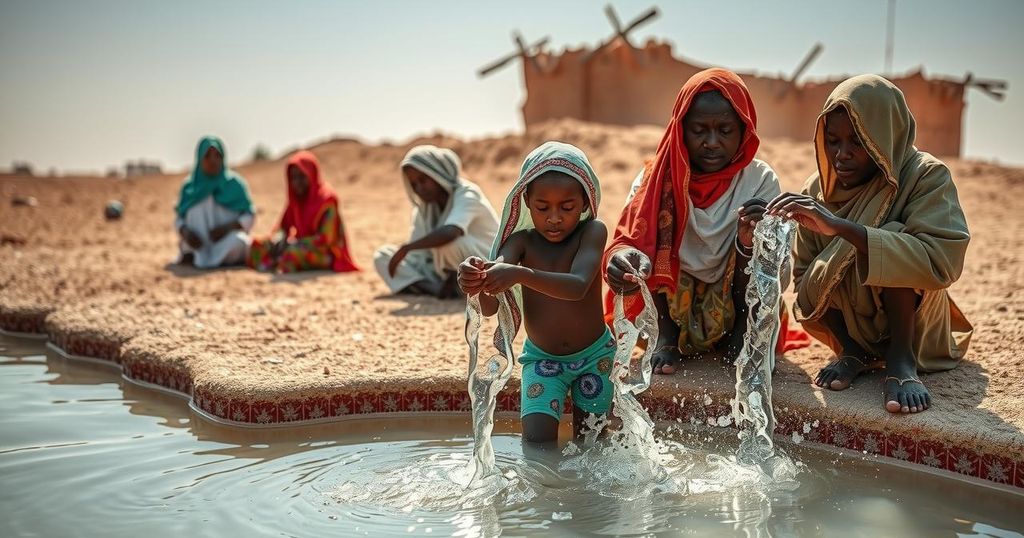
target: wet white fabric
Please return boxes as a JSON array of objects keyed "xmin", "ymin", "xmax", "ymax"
[
  {"xmin": 625, "ymin": 159, "xmax": 781, "ymax": 283},
  {"xmin": 465, "ymin": 292, "xmax": 517, "ymax": 481},
  {"xmin": 175, "ymin": 195, "xmax": 253, "ymax": 268}
]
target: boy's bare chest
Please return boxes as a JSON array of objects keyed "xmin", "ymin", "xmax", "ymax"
[{"xmin": 521, "ymin": 238, "xmax": 578, "ymax": 273}]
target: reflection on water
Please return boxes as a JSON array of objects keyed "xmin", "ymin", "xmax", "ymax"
[{"xmin": 0, "ymin": 335, "xmax": 1022, "ymax": 538}]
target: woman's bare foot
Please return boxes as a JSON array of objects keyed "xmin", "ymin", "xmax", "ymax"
[
  {"xmin": 653, "ymin": 343, "xmax": 683, "ymax": 375},
  {"xmin": 883, "ymin": 348, "xmax": 930, "ymax": 413},
  {"xmin": 814, "ymin": 343, "xmax": 880, "ymax": 390},
  {"xmin": 884, "ymin": 375, "xmax": 930, "ymax": 414}
]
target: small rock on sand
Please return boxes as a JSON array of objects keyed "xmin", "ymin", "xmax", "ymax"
[
  {"xmin": 12, "ymin": 195, "xmax": 38, "ymax": 207},
  {"xmin": 104, "ymin": 200, "xmax": 124, "ymax": 220}
]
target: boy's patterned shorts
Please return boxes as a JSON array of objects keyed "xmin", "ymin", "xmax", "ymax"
[{"xmin": 519, "ymin": 328, "xmax": 615, "ymax": 420}]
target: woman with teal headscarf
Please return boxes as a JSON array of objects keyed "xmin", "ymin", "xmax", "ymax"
[{"xmin": 175, "ymin": 136, "xmax": 255, "ymax": 268}]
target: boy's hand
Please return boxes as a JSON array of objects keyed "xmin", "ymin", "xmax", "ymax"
[
  {"xmin": 737, "ymin": 198, "xmax": 768, "ymax": 248},
  {"xmin": 605, "ymin": 248, "xmax": 651, "ymax": 294},
  {"xmin": 481, "ymin": 262, "xmax": 522, "ymax": 295},
  {"xmin": 458, "ymin": 256, "xmax": 489, "ymax": 296},
  {"xmin": 766, "ymin": 193, "xmax": 843, "ymax": 237},
  {"xmin": 179, "ymin": 226, "xmax": 203, "ymax": 249}
]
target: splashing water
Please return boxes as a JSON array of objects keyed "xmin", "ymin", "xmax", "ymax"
[
  {"xmin": 461, "ymin": 269, "xmax": 670, "ymax": 497},
  {"xmin": 464, "ymin": 292, "xmax": 518, "ymax": 482},
  {"xmin": 330, "ymin": 251, "xmax": 803, "ymax": 517},
  {"xmin": 600, "ymin": 272, "xmax": 663, "ymax": 469},
  {"xmin": 731, "ymin": 215, "xmax": 798, "ymax": 480},
  {"xmin": 553, "ymin": 270, "xmax": 682, "ymax": 500},
  {"xmin": 577, "ymin": 270, "xmax": 660, "ymax": 448},
  {"xmin": 325, "ymin": 292, "xmax": 529, "ymax": 513}
]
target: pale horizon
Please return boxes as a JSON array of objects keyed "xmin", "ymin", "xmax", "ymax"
[{"xmin": 2, "ymin": 0, "xmax": 1022, "ymax": 175}]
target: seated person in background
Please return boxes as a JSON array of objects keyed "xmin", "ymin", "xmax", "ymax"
[
  {"xmin": 375, "ymin": 145, "xmax": 498, "ymax": 298},
  {"xmin": 175, "ymin": 136, "xmax": 254, "ymax": 268},
  {"xmin": 248, "ymin": 150, "xmax": 359, "ymax": 273}
]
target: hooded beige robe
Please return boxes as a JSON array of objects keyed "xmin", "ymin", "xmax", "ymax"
[{"xmin": 793, "ymin": 74, "xmax": 972, "ymax": 372}]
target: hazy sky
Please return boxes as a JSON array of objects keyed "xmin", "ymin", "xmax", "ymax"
[{"xmin": 1, "ymin": 0, "xmax": 1022, "ymax": 173}]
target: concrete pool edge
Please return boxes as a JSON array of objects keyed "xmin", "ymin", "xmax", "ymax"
[
  {"xmin": 0, "ymin": 309, "xmax": 49, "ymax": 336},
  {"xmin": 23, "ymin": 331, "xmax": 1023, "ymax": 492},
  {"xmin": 0, "ymin": 327, "xmax": 48, "ymax": 340}
]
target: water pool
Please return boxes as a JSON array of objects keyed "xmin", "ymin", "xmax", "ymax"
[{"xmin": 1, "ymin": 335, "xmax": 1021, "ymax": 537}]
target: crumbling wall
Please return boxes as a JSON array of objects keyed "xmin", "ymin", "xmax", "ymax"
[
  {"xmin": 586, "ymin": 41, "xmax": 699, "ymax": 126},
  {"xmin": 521, "ymin": 49, "xmax": 587, "ymax": 128},
  {"xmin": 521, "ymin": 40, "xmax": 965, "ymax": 156},
  {"xmin": 892, "ymin": 72, "xmax": 964, "ymax": 157}
]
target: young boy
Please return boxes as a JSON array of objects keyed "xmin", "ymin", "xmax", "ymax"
[{"xmin": 458, "ymin": 141, "xmax": 610, "ymax": 447}]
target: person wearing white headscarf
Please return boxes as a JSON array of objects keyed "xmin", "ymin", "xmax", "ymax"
[{"xmin": 374, "ymin": 145, "xmax": 499, "ymax": 298}]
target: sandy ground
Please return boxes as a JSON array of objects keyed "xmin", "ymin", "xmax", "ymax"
[{"xmin": 2, "ymin": 119, "xmax": 1022, "ymax": 456}]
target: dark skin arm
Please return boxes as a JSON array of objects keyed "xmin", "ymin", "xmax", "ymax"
[
  {"xmin": 209, "ymin": 220, "xmax": 243, "ymax": 243},
  {"xmin": 482, "ymin": 222, "xmax": 607, "ymax": 301},
  {"xmin": 605, "ymin": 248, "xmax": 652, "ymax": 294},
  {"xmin": 388, "ymin": 224, "xmax": 465, "ymax": 277},
  {"xmin": 268, "ymin": 209, "xmax": 337, "ymax": 261},
  {"xmin": 268, "ymin": 230, "xmax": 288, "ymax": 259},
  {"xmin": 733, "ymin": 197, "xmax": 770, "ymax": 300},
  {"xmin": 458, "ymin": 233, "xmax": 525, "ymax": 317},
  {"xmin": 606, "ymin": 197, "xmax": 767, "ymax": 294},
  {"xmin": 736, "ymin": 198, "xmax": 768, "ymax": 249},
  {"xmin": 178, "ymin": 225, "xmax": 203, "ymax": 249}
]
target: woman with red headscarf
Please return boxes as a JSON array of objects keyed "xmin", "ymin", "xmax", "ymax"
[
  {"xmin": 604, "ymin": 68, "xmax": 805, "ymax": 375},
  {"xmin": 248, "ymin": 150, "xmax": 359, "ymax": 273}
]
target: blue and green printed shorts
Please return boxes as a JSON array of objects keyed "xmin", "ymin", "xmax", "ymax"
[{"xmin": 519, "ymin": 327, "xmax": 615, "ymax": 420}]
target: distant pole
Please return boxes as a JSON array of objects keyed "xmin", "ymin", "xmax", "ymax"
[{"xmin": 885, "ymin": 0, "xmax": 896, "ymax": 74}]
